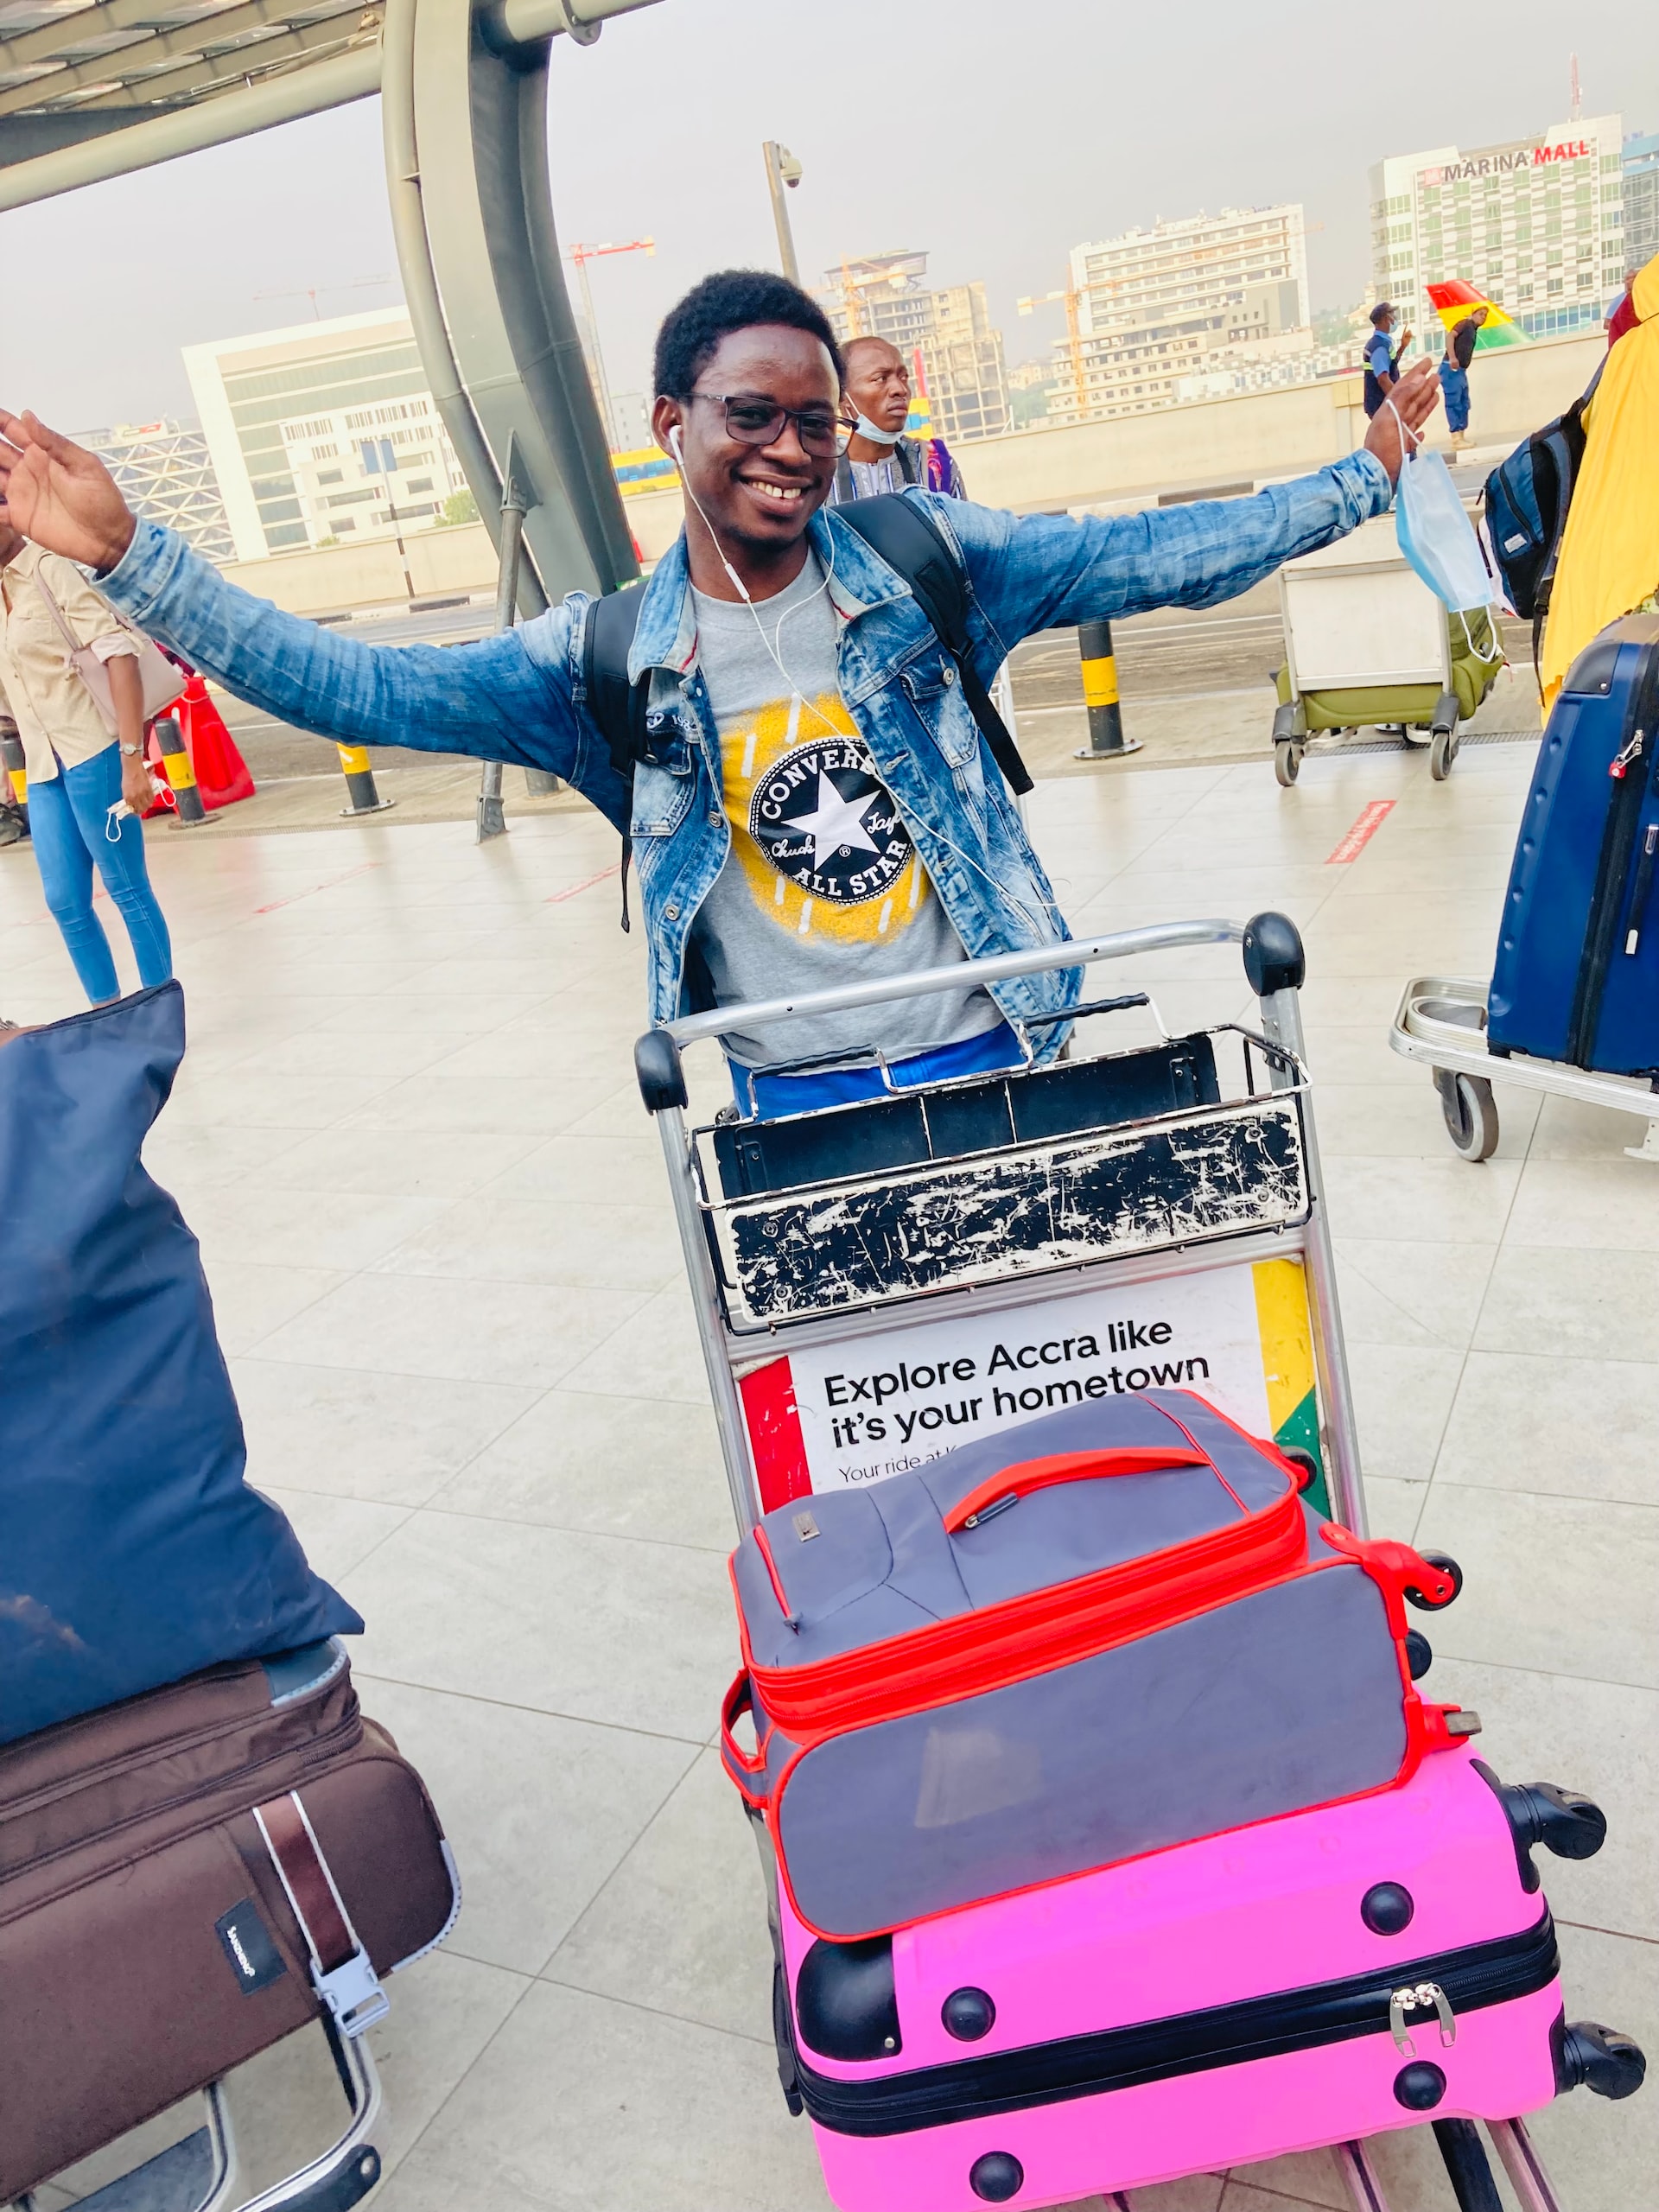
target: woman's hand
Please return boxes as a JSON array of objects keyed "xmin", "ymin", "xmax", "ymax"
[
  {"xmin": 120, "ymin": 749, "xmax": 157, "ymax": 817},
  {"xmin": 1363, "ymin": 359, "xmax": 1440, "ymax": 483},
  {"xmin": 0, "ymin": 411, "xmax": 137, "ymax": 573}
]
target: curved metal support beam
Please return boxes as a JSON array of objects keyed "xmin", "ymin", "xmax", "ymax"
[{"xmin": 386, "ymin": 0, "xmax": 644, "ymax": 603}]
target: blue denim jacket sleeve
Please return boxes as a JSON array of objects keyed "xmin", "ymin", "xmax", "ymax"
[
  {"xmin": 929, "ymin": 449, "xmax": 1394, "ymax": 660},
  {"xmin": 94, "ymin": 518, "xmax": 632, "ymax": 827}
]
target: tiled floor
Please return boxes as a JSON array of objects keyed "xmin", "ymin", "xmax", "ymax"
[{"xmin": 5, "ymin": 739, "xmax": 1655, "ymax": 2212}]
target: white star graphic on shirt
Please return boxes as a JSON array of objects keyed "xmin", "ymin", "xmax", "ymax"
[{"xmin": 789, "ymin": 770, "xmax": 882, "ymax": 868}]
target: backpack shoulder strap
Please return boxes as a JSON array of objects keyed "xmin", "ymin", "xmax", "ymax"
[
  {"xmin": 582, "ymin": 585, "xmax": 650, "ymax": 782},
  {"xmin": 834, "ymin": 493, "xmax": 1033, "ymax": 795}
]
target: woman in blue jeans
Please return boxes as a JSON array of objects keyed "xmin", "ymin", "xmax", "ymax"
[{"xmin": 0, "ymin": 523, "xmax": 171, "ymax": 1003}]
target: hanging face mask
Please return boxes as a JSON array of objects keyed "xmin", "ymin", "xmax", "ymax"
[
  {"xmin": 852, "ymin": 413, "xmax": 903, "ymax": 448},
  {"xmin": 1388, "ymin": 401, "xmax": 1497, "ymax": 620}
]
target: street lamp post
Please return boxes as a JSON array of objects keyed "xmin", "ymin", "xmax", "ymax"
[{"xmin": 762, "ymin": 142, "xmax": 803, "ymax": 284}]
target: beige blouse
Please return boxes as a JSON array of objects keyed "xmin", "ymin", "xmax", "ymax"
[{"xmin": 0, "ymin": 543, "xmax": 141, "ymax": 785}]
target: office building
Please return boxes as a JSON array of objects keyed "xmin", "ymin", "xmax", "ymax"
[
  {"xmin": 183, "ymin": 309, "xmax": 462, "ymax": 561},
  {"xmin": 1046, "ymin": 205, "xmax": 1312, "ymax": 425},
  {"xmin": 1370, "ymin": 116, "xmax": 1624, "ymax": 346},
  {"xmin": 820, "ymin": 252, "xmax": 1011, "ymax": 443},
  {"xmin": 78, "ymin": 421, "xmax": 233, "ymax": 564},
  {"xmin": 1624, "ymin": 129, "xmax": 1659, "ymax": 273}
]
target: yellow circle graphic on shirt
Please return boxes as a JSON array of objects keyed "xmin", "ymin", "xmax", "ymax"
[{"xmin": 721, "ymin": 690, "xmax": 932, "ymax": 945}]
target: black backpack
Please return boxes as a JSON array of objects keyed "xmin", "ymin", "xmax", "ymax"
[
  {"xmin": 582, "ymin": 493, "xmax": 1033, "ymax": 800},
  {"xmin": 1482, "ymin": 358, "xmax": 1605, "ymax": 679}
]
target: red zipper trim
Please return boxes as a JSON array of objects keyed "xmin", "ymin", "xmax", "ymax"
[{"xmin": 747, "ymin": 1484, "xmax": 1307, "ymax": 1739}]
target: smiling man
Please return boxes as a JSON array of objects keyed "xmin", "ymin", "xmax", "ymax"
[{"xmin": 0, "ymin": 269, "xmax": 1437, "ymax": 1115}]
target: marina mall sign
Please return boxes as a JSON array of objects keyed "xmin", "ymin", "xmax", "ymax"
[{"xmin": 1422, "ymin": 137, "xmax": 1593, "ymax": 188}]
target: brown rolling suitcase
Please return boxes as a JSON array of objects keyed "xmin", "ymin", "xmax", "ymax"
[{"xmin": 0, "ymin": 1639, "xmax": 458, "ymax": 2207}]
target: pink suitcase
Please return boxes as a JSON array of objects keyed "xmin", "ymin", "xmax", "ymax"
[{"xmin": 770, "ymin": 1743, "xmax": 1643, "ymax": 2209}]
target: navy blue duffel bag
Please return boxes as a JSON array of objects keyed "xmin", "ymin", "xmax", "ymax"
[{"xmin": 0, "ymin": 983, "xmax": 360, "ymax": 1746}]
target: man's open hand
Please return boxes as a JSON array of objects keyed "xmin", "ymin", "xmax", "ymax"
[
  {"xmin": 0, "ymin": 411, "xmax": 137, "ymax": 572},
  {"xmin": 1363, "ymin": 359, "xmax": 1441, "ymax": 483}
]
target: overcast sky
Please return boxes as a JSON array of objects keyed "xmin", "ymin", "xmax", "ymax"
[{"xmin": 1, "ymin": 0, "xmax": 1653, "ymax": 435}]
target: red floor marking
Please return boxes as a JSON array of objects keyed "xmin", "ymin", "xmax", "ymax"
[
  {"xmin": 547, "ymin": 863, "xmax": 621, "ymax": 904},
  {"xmin": 1325, "ymin": 800, "xmax": 1396, "ymax": 866},
  {"xmin": 256, "ymin": 861, "xmax": 382, "ymax": 913}
]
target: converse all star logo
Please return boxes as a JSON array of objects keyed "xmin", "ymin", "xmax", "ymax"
[{"xmin": 747, "ymin": 737, "xmax": 912, "ymax": 906}]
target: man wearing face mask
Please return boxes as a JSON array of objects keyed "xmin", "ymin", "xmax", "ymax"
[
  {"xmin": 0, "ymin": 270, "xmax": 1438, "ymax": 1114},
  {"xmin": 828, "ymin": 335, "xmax": 964, "ymax": 505}
]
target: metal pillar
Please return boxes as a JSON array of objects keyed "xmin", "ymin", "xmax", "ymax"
[
  {"xmin": 479, "ymin": 435, "xmax": 537, "ymax": 841},
  {"xmin": 1074, "ymin": 617, "xmax": 1141, "ymax": 760},
  {"xmin": 382, "ymin": 0, "xmax": 646, "ymax": 624}
]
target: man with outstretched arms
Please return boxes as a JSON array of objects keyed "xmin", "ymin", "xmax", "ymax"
[{"xmin": 0, "ymin": 270, "xmax": 1437, "ymax": 1116}]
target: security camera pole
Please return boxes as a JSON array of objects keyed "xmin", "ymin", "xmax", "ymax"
[{"xmin": 762, "ymin": 142, "xmax": 803, "ymax": 285}]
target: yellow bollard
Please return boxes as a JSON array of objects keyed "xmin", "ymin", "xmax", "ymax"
[{"xmin": 337, "ymin": 744, "xmax": 395, "ymax": 817}]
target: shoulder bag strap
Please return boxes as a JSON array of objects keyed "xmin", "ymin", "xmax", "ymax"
[{"xmin": 835, "ymin": 493, "xmax": 1033, "ymax": 795}]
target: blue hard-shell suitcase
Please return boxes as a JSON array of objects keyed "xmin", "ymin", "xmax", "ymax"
[{"xmin": 1488, "ymin": 614, "xmax": 1659, "ymax": 1074}]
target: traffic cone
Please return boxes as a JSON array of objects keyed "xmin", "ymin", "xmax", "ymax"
[{"xmin": 176, "ymin": 676, "xmax": 256, "ymax": 810}]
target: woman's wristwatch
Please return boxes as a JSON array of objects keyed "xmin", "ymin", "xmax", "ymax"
[{"xmin": 119, "ymin": 741, "xmax": 141, "ymax": 756}]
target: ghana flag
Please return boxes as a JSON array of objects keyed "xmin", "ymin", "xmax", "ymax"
[{"xmin": 1427, "ymin": 280, "xmax": 1528, "ymax": 350}]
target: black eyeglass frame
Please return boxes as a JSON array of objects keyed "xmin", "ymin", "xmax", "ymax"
[{"xmin": 680, "ymin": 391, "xmax": 842, "ymax": 457}]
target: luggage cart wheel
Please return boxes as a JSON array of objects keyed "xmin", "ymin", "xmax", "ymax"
[
  {"xmin": 1274, "ymin": 741, "xmax": 1303, "ymax": 788},
  {"xmin": 1434, "ymin": 1069, "xmax": 1499, "ymax": 1161}
]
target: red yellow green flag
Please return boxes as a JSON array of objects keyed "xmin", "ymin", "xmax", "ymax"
[{"xmin": 1427, "ymin": 281, "xmax": 1527, "ymax": 350}]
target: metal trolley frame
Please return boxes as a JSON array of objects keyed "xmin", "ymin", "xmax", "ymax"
[
  {"xmin": 1390, "ymin": 973, "xmax": 1659, "ymax": 1166},
  {"xmin": 634, "ymin": 912, "xmax": 1574, "ymax": 2212}
]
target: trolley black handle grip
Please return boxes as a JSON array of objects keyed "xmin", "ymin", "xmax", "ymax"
[
  {"xmin": 1242, "ymin": 911, "xmax": 1306, "ymax": 998},
  {"xmin": 635, "ymin": 1029, "xmax": 688, "ymax": 1113}
]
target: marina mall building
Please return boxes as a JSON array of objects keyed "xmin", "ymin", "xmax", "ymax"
[{"xmin": 1370, "ymin": 114, "xmax": 1627, "ymax": 346}]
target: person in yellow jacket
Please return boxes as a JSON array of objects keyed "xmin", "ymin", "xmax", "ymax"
[{"xmin": 1540, "ymin": 252, "xmax": 1659, "ymax": 713}]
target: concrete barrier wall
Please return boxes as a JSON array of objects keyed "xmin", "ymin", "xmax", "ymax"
[
  {"xmin": 219, "ymin": 332, "xmax": 1604, "ymax": 613},
  {"xmin": 960, "ymin": 331, "xmax": 1605, "ymax": 512}
]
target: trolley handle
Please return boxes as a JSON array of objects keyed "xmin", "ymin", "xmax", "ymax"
[{"xmin": 632, "ymin": 911, "xmax": 1306, "ymax": 1114}]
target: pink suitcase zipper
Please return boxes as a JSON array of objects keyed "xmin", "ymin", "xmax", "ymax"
[{"xmin": 773, "ymin": 1743, "xmax": 1641, "ymax": 2210}]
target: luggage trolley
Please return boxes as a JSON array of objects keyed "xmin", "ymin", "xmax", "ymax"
[
  {"xmin": 636, "ymin": 912, "xmax": 1581, "ymax": 2212},
  {"xmin": 1273, "ymin": 514, "xmax": 1503, "ymax": 787},
  {"xmin": 1390, "ymin": 976, "xmax": 1659, "ymax": 1165}
]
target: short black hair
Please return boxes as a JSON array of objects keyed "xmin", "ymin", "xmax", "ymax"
[
  {"xmin": 652, "ymin": 270, "xmax": 842, "ymax": 398},
  {"xmin": 1370, "ymin": 302, "xmax": 1394, "ymax": 326}
]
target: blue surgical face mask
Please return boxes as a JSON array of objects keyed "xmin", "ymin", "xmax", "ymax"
[
  {"xmin": 852, "ymin": 412, "xmax": 902, "ymax": 448},
  {"xmin": 1389, "ymin": 404, "xmax": 1497, "ymax": 625}
]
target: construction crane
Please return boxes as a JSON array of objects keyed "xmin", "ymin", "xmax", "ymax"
[
  {"xmin": 565, "ymin": 237, "xmax": 655, "ymax": 452},
  {"xmin": 1017, "ymin": 281, "xmax": 1088, "ymax": 423}
]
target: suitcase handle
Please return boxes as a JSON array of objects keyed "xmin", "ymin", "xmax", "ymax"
[
  {"xmin": 943, "ymin": 1446, "xmax": 1211, "ymax": 1535},
  {"xmin": 721, "ymin": 1672, "xmax": 769, "ymax": 1797}
]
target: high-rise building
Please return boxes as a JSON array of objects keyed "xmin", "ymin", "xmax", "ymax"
[
  {"xmin": 1623, "ymin": 129, "xmax": 1659, "ymax": 273},
  {"xmin": 1370, "ymin": 117, "xmax": 1624, "ymax": 346},
  {"xmin": 820, "ymin": 252, "xmax": 1010, "ymax": 443},
  {"xmin": 78, "ymin": 421, "xmax": 233, "ymax": 564},
  {"xmin": 183, "ymin": 308, "xmax": 464, "ymax": 562},
  {"xmin": 1045, "ymin": 205, "xmax": 1311, "ymax": 425}
]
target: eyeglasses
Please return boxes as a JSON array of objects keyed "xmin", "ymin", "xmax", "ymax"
[{"xmin": 685, "ymin": 391, "xmax": 842, "ymax": 457}]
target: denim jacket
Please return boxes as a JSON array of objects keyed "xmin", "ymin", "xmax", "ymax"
[{"xmin": 99, "ymin": 454, "xmax": 1391, "ymax": 1045}]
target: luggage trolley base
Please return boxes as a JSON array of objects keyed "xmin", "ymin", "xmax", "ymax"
[
  {"xmin": 12, "ymin": 2020, "xmax": 382, "ymax": 2212},
  {"xmin": 639, "ymin": 916, "xmax": 1582, "ymax": 2212},
  {"xmin": 1390, "ymin": 975, "xmax": 1659, "ymax": 1164}
]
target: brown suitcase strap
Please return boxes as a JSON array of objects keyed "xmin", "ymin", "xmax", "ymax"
[{"xmin": 254, "ymin": 1790, "xmax": 390, "ymax": 2038}]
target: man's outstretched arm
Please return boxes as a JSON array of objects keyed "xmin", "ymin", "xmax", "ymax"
[
  {"xmin": 945, "ymin": 358, "xmax": 1441, "ymax": 656},
  {"xmin": 0, "ymin": 410, "xmax": 626, "ymax": 819}
]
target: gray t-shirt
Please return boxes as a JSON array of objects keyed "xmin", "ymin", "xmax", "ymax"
[{"xmin": 690, "ymin": 556, "xmax": 1001, "ymax": 1071}]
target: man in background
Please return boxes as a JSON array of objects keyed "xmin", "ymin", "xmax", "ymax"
[
  {"xmin": 1437, "ymin": 307, "xmax": 1486, "ymax": 448},
  {"xmin": 1363, "ymin": 302, "xmax": 1413, "ymax": 420},
  {"xmin": 828, "ymin": 335, "xmax": 964, "ymax": 504}
]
